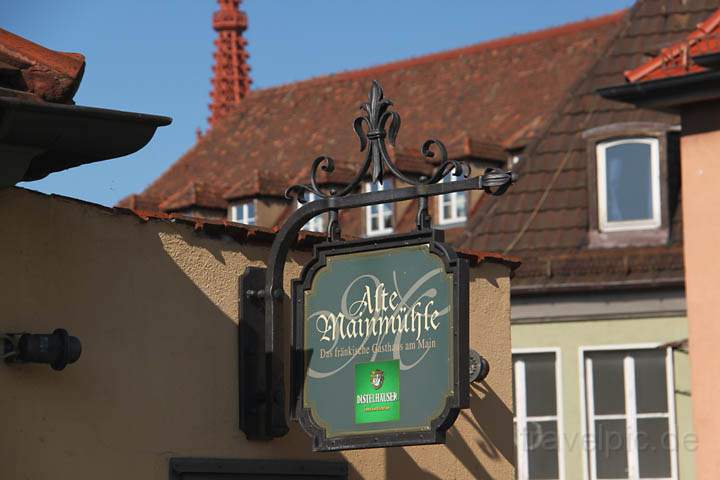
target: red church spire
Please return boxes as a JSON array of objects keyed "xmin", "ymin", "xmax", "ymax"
[{"xmin": 209, "ymin": 0, "xmax": 250, "ymax": 127}]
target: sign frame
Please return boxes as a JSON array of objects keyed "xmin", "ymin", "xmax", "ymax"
[{"xmin": 291, "ymin": 229, "xmax": 469, "ymax": 451}]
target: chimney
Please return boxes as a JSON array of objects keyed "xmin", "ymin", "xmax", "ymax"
[{"xmin": 209, "ymin": 0, "xmax": 250, "ymax": 127}]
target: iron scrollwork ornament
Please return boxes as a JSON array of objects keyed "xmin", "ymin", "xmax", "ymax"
[{"xmin": 285, "ymin": 81, "xmax": 480, "ymax": 202}]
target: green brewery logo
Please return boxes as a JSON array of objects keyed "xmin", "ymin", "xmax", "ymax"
[
  {"xmin": 370, "ymin": 369, "xmax": 384, "ymax": 389},
  {"xmin": 355, "ymin": 360, "xmax": 400, "ymax": 424}
]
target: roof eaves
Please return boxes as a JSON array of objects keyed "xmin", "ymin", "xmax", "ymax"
[
  {"xmin": 459, "ymin": 249, "xmax": 522, "ymax": 272},
  {"xmin": 692, "ymin": 51, "xmax": 720, "ymax": 69},
  {"xmin": 598, "ymin": 69, "xmax": 720, "ymax": 111},
  {"xmin": 511, "ymin": 276, "xmax": 685, "ymax": 296},
  {"xmin": 0, "ymin": 97, "xmax": 171, "ymax": 187}
]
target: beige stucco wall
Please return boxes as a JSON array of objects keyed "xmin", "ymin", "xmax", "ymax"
[
  {"xmin": 680, "ymin": 101, "xmax": 720, "ymax": 480},
  {"xmin": 0, "ymin": 187, "xmax": 513, "ymax": 479},
  {"xmin": 512, "ymin": 316, "xmax": 694, "ymax": 479}
]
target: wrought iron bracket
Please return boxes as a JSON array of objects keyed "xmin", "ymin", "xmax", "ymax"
[
  {"xmin": 238, "ymin": 80, "xmax": 516, "ymax": 440},
  {"xmin": 238, "ymin": 267, "xmax": 269, "ymax": 440}
]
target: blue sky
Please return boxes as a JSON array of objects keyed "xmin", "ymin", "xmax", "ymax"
[{"xmin": 6, "ymin": 0, "xmax": 633, "ymax": 206}]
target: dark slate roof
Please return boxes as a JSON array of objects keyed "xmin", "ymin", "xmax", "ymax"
[
  {"xmin": 123, "ymin": 11, "xmax": 624, "ymax": 210},
  {"xmin": 457, "ymin": 0, "xmax": 720, "ymax": 291}
]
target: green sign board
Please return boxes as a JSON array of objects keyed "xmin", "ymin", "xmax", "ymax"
[{"xmin": 292, "ymin": 231, "xmax": 468, "ymax": 451}]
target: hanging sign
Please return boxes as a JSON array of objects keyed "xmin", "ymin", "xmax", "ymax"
[{"xmin": 292, "ymin": 230, "xmax": 469, "ymax": 451}]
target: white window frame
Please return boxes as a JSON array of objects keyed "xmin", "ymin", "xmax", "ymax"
[
  {"xmin": 364, "ymin": 180, "xmax": 394, "ymax": 236},
  {"xmin": 579, "ymin": 343, "xmax": 678, "ymax": 480},
  {"xmin": 596, "ymin": 138, "xmax": 661, "ymax": 233},
  {"xmin": 229, "ymin": 200, "xmax": 256, "ymax": 225},
  {"xmin": 299, "ymin": 193, "xmax": 325, "ymax": 233},
  {"xmin": 437, "ymin": 174, "xmax": 467, "ymax": 225},
  {"xmin": 513, "ymin": 347, "xmax": 566, "ymax": 480}
]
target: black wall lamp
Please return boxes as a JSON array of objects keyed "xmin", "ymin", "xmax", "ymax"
[
  {"xmin": 2, "ymin": 329, "xmax": 81, "ymax": 371},
  {"xmin": 469, "ymin": 349, "xmax": 490, "ymax": 383}
]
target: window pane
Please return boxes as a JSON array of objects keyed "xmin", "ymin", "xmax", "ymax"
[
  {"xmin": 605, "ymin": 142, "xmax": 653, "ymax": 222},
  {"xmin": 457, "ymin": 192, "xmax": 467, "ymax": 218},
  {"xmin": 527, "ymin": 421, "xmax": 559, "ymax": 480},
  {"xmin": 366, "ymin": 182, "xmax": 392, "ymax": 234},
  {"xmin": 299, "ymin": 195, "xmax": 324, "ymax": 232},
  {"xmin": 383, "ymin": 212, "xmax": 392, "ymax": 229},
  {"xmin": 633, "ymin": 349, "xmax": 668, "ymax": 414},
  {"xmin": 637, "ymin": 417, "xmax": 672, "ymax": 478},
  {"xmin": 246, "ymin": 202, "xmax": 256, "ymax": 224},
  {"xmin": 520, "ymin": 353, "xmax": 557, "ymax": 417},
  {"xmin": 590, "ymin": 352, "xmax": 625, "ymax": 415},
  {"xmin": 306, "ymin": 215, "xmax": 323, "ymax": 232},
  {"xmin": 438, "ymin": 174, "xmax": 466, "ymax": 223},
  {"xmin": 595, "ymin": 419, "xmax": 628, "ymax": 479}
]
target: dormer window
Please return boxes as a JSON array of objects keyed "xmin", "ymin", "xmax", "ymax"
[
  {"xmin": 583, "ymin": 122, "xmax": 676, "ymax": 248},
  {"xmin": 230, "ymin": 200, "xmax": 256, "ymax": 225},
  {"xmin": 437, "ymin": 173, "xmax": 467, "ymax": 226},
  {"xmin": 299, "ymin": 193, "xmax": 325, "ymax": 233},
  {"xmin": 364, "ymin": 179, "xmax": 393, "ymax": 236},
  {"xmin": 597, "ymin": 138, "xmax": 661, "ymax": 232}
]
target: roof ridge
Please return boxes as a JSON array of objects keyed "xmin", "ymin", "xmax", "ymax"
[{"xmin": 246, "ymin": 9, "xmax": 627, "ymax": 99}]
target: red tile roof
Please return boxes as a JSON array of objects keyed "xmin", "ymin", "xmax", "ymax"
[
  {"xmin": 124, "ymin": 10, "xmax": 625, "ymax": 211},
  {"xmin": 224, "ymin": 168, "xmax": 294, "ymax": 201},
  {"xmin": 625, "ymin": 9, "xmax": 720, "ymax": 82},
  {"xmin": 159, "ymin": 181, "xmax": 228, "ymax": 212},
  {"xmin": 0, "ymin": 28, "xmax": 85, "ymax": 103}
]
